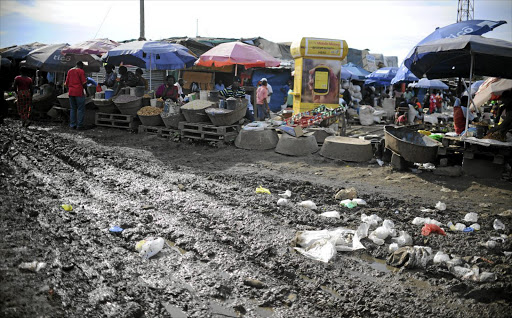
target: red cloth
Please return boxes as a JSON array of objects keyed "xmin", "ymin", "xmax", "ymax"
[
  {"xmin": 17, "ymin": 89, "xmax": 32, "ymax": 120},
  {"xmin": 14, "ymin": 76, "xmax": 32, "ymax": 90},
  {"xmin": 421, "ymin": 224, "xmax": 446, "ymax": 236},
  {"xmin": 453, "ymin": 106, "xmax": 465, "ymax": 135},
  {"xmin": 65, "ymin": 67, "xmax": 86, "ymax": 97}
]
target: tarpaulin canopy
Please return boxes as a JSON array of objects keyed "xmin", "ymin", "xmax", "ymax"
[
  {"xmin": 391, "ymin": 19, "xmax": 507, "ymax": 84},
  {"xmin": 0, "ymin": 42, "xmax": 46, "ymax": 60},
  {"xmin": 62, "ymin": 38, "xmax": 120, "ymax": 55},
  {"xmin": 409, "ymin": 78, "xmax": 448, "ymax": 90},
  {"xmin": 25, "ymin": 43, "xmax": 101, "ymax": 73},
  {"xmin": 196, "ymin": 42, "xmax": 281, "ymax": 69},
  {"xmin": 365, "ymin": 67, "xmax": 398, "ymax": 86}
]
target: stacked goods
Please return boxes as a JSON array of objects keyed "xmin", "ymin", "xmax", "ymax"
[
  {"xmin": 113, "ymin": 95, "xmax": 143, "ymax": 116},
  {"xmin": 181, "ymin": 100, "xmax": 216, "ymax": 123},
  {"xmin": 285, "ymin": 105, "xmax": 344, "ymax": 128},
  {"xmin": 137, "ymin": 106, "xmax": 164, "ymax": 126}
]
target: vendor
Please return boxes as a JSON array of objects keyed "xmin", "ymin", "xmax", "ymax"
[
  {"xmin": 219, "ymin": 76, "xmax": 246, "ymax": 99},
  {"xmin": 135, "ymin": 68, "xmax": 148, "ymax": 90},
  {"xmin": 114, "ymin": 66, "xmax": 140, "ymax": 95},
  {"xmin": 487, "ymin": 90, "xmax": 512, "ymax": 139},
  {"xmin": 101, "ymin": 64, "xmax": 117, "ymax": 89},
  {"xmin": 174, "ymin": 78, "xmax": 186, "ymax": 103},
  {"xmin": 453, "ymin": 95, "xmax": 476, "ymax": 135},
  {"xmin": 156, "ymin": 75, "xmax": 178, "ymax": 102}
]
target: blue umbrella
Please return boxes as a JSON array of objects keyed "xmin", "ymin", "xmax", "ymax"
[
  {"xmin": 0, "ymin": 42, "xmax": 46, "ymax": 60},
  {"xmin": 102, "ymin": 41, "xmax": 197, "ymax": 88},
  {"xmin": 391, "ymin": 19, "xmax": 507, "ymax": 84},
  {"xmin": 410, "ymin": 78, "xmax": 448, "ymax": 90},
  {"xmin": 342, "ymin": 62, "xmax": 371, "ymax": 81},
  {"xmin": 25, "ymin": 43, "xmax": 101, "ymax": 73},
  {"xmin": 365, "ymin": 67, "xmax": 398, "ymax": 86}
]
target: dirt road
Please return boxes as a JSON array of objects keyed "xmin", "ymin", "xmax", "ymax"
[{"xmin": 1, "ymin": 120, "xmax": 511, "ymax": 317}]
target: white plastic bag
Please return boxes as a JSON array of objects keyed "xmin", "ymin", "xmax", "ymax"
[
  {"xmin": 279, "ymin": 190, "xmax": 292, "ymax": 198},
  {"xmin": 464, "ymin": 213, "xmax": 478, "ymax": 223},
  {"xmin": 357, "ymin": 223, "xmax": 369, "ymax": 239},
  {"xmin": 433, "ymin": 251, "xmax": 451, "ymax": 264},
  {"xmin": 391, "ymin": 231, "xmax": 413, "ymax": 247},
  {"xmin": 435, "ymin": 201, "xmax": 446, "ymax": 211},
  {"xmin": 138, "ymin": 237, "xmax": 165, "ymax": 259},
  {"xmin": 294, "ymin": 239, "xmax": 337, "ymax": 263},
  {"xmin": 319, "ymin": 211, "xmax": 341, "ymax": 219},
  {"xmin": 277, "ymin": 198, "xmax": 289, "ymax": 206},
  {"xmin": 361, "ymin": 214, "xmax": 382, "ymax": 228},
  {"xmin": 299, "ymin": 200, "xmax": 317, "ymax": 210}
]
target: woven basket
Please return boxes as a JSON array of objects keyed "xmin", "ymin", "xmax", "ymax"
[
  {"xmin": 161, "ymin": 113, "xmax": 186, "ymax": 129},
  {"xmin": 113, "ymin": 96, "xmax": 142, "ymax": 116},
  {"xmin": 139, "ymin": 114, "xmax": 164, "ymax": 126}
]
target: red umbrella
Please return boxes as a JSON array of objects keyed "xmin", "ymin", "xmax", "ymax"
[
  {"xmin": 62, "ymin": 38, "xmax": 120, "ymax": 56},
  {"xmin": 196, "ymin": 41, "xmax": 280, "ymax": 73}
]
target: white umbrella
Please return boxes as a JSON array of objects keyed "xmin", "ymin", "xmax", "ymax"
[{"xmin": 473, "ymin": 78, "xmax": 512, "ymax": 109}]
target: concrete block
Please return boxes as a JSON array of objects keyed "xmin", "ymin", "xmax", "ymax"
[
  {"xmin": 306, "ymin": 128, "xmax": 334, "ymax": 144},
  {"xmin": 433, "ymin": 166, "xmax": 463, "ymax": 177},
  {"xmin": 391, "ymin": 152, "xmax": 407, "ymax": 171},
  {"xmin": 275, "ymin": 133, "xmax": 319, "ymax": 156},
  {"xmin": 235, "ymin": 129, "xmax": 278, "ymax": 150},
  {"xmin": 462, "ymin": 158, "xmax": 503, "ymax": 179},
  {"xmin": 320, "ymin": 136, "xmax": 374, "ymax": 162}
]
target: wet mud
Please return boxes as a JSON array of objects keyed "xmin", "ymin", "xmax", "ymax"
[{"xmin": 1, "ymin": 120, "xmax": 511, "ymax": 317}]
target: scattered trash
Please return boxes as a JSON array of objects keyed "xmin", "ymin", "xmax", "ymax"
[
  {"xmin": 299, "ymin": 200, "xmax": 317, "ymax": 210},
  {"xmin": 18, "ymin": 261, "xmax": 47, "ymax": 272},
  {"xmin": 463, "ymin": 227, "xmax": 474, "ymax": 233},
  {"xmin": 334, "ymin": 187, "xmax": 357, "ymax": 200},
  {"xmin": 255, "ymin": 186, "xmax": 271, "ymax": 195},
  {"xmin": 357, "ymin": 223, "xmax": 369, "ymax": 239},
  {"xmin": 421, "ymin": 224, "xmax": 446, "ymax": 236},
  {"xmin": 412, "ymin": 217, "xmax": 442, "ymax": 227},
  {"xmin": 243, "ymin": 278, "xmax": 266, "ymax": 289},
  {"xmin": 420, "ymin": 208, "xmax": 435, "ymax": 213},
  {"xmin": 109, "ymin": 226, "xmax": 123, "ymax": 233},
  {"xmin": 361, "ymin": 214, "xmax": 382, "ymax": 228},
  {"xmin": 61, "ymin": 204, "xmax": 73, "ymax": 211},
  {"xmin": 387, "ymin": 246, "xmax": 433, "ymax": 269},
  {"xmin": 352, "ymin": 198, "xmax": 367, "ymax": 206},
  {"xmin": 277, "ymin": 198, "xmax": 289, "ymax": 206},
  {"xmin": 339, "ymin": 198, "xmax": 366, "ymax": 208},
  {"xmin": 464, "ymin": 213, "xmax": 478, "ymax": 223},
  {"xmin": 293, "ymin": 228, "xmax": 365, "ymax": 263},
  {"xmin": 493, "ymin": 219, "xmax": 505, "ymax": 231},
  {"xmin": 435, "ymin": 201, "xmax": 446, "ymax": 211},
  {"xmin": 389, "ymin": 243, "xmax": 399, "ymax": 252},
  {"xmin": 376, "ymin": 159, "xmax": 384, "ymax": 166},
  {"xmin": 391, "ymin": 231, "xmax": 413, "ymax": 247},
  {"xmin": 319, "ymin": 211, "xmax": 340, "ymax": 219},
  {"xmin": 451, "ymin": 266, "xmax": 496, "ymax": 282},
  {"xmin": 137, "ymin": 237, "xmax": 165, "ymax": 259},
  {"xmin": 278, "ymin": 190, "xmax": 292, "ymax": 198},
  {"xmin": 433, "ymin": 251, "xmax": 451, "ymax": 264},
  {"xmin": 470, "ymin": 223, "xmax": 480, "ymax": 231},
  {"xmin": 483, "ymin": 240, "xmax": 497, "ymax": 249},
  {"xmin": 454, "ymin": 223, "xmax": 466, "ymax": 231}
]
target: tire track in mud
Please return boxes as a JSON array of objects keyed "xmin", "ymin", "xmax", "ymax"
[{"xmin": 1, "ymin": 125, "xmax": 511, "ymax": 317}]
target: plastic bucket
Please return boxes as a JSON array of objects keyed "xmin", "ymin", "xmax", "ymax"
[
  {"xmin": 150, "ymin": 99, "xmax": 157, "ymax": 107},
  {"xmin": 104, "ymin": 89, "xmax": 114, "ymax": 100},
  {"xmin": 130, "ymin": 88, "xmax": 136, "ymax": 96},
  {"xmin": 200, "ymin": 90, "xmax": 208, "ymax": 100}
]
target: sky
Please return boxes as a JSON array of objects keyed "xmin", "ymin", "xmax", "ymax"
[{"xmin": 0, "ymin": 0, "xmax": 511, "ymax": 63}]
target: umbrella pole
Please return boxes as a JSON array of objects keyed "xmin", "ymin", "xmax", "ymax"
[
  {"xmin": 235, "ymin": 64, "xmax": 238, "ymax": 76},
  {"xmin": 149, "ymin": 55, "xmax": 152, "ymax": 90},
  {"xmin": 463, "ymin": 53, "xmax": 474, "ymax": 138}
]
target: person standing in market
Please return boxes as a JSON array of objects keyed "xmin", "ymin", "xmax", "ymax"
[
  {"xmin": 174, "ymin": 78, "xmax": 186, "ymax": 103},
  {"xmin": 13, "ymin": 66, "xmax": 33, "ymax": 128},
  {"xmin": 65, "ymin": 61, "xmax": 89, "ymax": 130},
  {"xmin": 256, "ymin": 78, "xmax": 269, "ymax": 121},
  {"xmin": 261, "ymin": 77, "xmax": 272, "ymax": 105},
  {"xmin": 135, "ymin": 68, "xmax": 148, "ymax": 90}
]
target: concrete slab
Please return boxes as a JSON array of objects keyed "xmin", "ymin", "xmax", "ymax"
[
  {"xmin": 305, "ymin": 128, "xmax": 334, "ymax": 144},
  {"xmin": 391, "ymin": 152, "xmax": 407, "ymax": 171},
  {"xmin": 235, "ymin": 129, "xmax": 278, "ymax": 150},
  {"xmin": 319, "ymin": 136, "xmax": 373, "ymax": 162},
  {"xmin": 275, "ymin": 133, "xmax": 319, "ymax": 156}
]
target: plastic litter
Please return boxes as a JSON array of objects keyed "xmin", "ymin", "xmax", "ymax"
[
  {"xmin": 470, "ymin": 223, "xmax": 480, "ymax": 231},
  {"xmin": 389, "ymin": 243, "xmax": 399, "ymax": 252},
  {"xmin": 383, "ymin": 219, "xmax": 395, "ymax": 230},
  {"xmin": 368, "ymin": 232, "xmax": 385, "ymax": 245},
  {"xmin": 483, "ymin": 240, "xmax": 497, "ymax": 248},
  {"xmin": 352, "ymin": 198, "xmax": 367, "ymax": 206},
  {"xmin": 421, "ymin": 224, "xmax": 446, "ymax": 236},
  {"xmin": 376, "ymin": 159, "xmax": 384, "ymax": 166},
  {"xmin": 18, "ymin": 261, "xmax": 47, "ymax": 272},
  {"xmin": 109, "ymin": 226, "xmax": 123, "ymax": 233},
  {"xmin": 387, "ymin": 246, "xmax": 433, "ymax": 269},
  {"xmin": 391, "ymin": 231, "xmax": 413, "ymax": 247},
  {"xmin": 277, "ymin": 198, "xmax": 289, "ymax": 206},
  {"xmin": 61, "ymin": 204, "xmax": 73, "ymax": 211},
  {"xmin": 454, "ymin": 223, "xmax": 466, "ymax": 231},
  {"xmin": 293, "ymin": 228, "xmax": 365, "ymax": 263},
  {"xmin": 446, "ymin": 221, "xmax": 457, "ymax": 231},
  {"xmin": 373, "ymin": 226, "xmax": 391, "ymax": 240},
  {"xmin": 464, "ymin": 212, "xmax": 478, "ymax": 223},
  {"xmin": 435, "ymin": 201, "xmax": 446, "ymax": 211},
  {"xmin": 334, "ymin": 187, "xmax": 357, "ymax": 200},
  {"xmin": 299, "ymin": 200, "xmax": 317, "ymax": 210},
  {"xmin": 255, "ymin": 186, "xmax": 271, "ymax": 194},
  {"xmin": 433, "ymin": 251, "xmax": 451, "ymax": 264},
  {"xmin": 463, "ymin": 227, "xmax": 474, "ymax": 233},
  {"xmin": 420, "ymin": 208, "xmax": 435, "ymax": 213},
  {"xmin": 412, "ymin": 217, "xmax": 442, "ymax": 227},
  {"xmin": 137, "ymin": 237, "xmax": 165, "ymax": 259},
  {"xmin": 357, "ymin": 223, "xmax": 369, "ymax": 239},
  {"xmin": 319, "ymin": 211, "xmax": 340, "ymax": 218},
  {"xmin": 278, "ymin": 190, "xmax": 292, "ymax": 198},
  {"xmin": 493, "ymin": 219, "xmax": 505, "ymax": 231},
  {"xmin": 361, "ymin": 214, "xmax": 382, "ymax": 228}
]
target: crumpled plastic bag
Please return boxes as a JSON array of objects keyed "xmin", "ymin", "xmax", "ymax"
[
  {"xmin": 391, "ymin": 231, "xmax": 413, "ymax": 247},
  {"xmin": 277, "ymin": 198, "xmax": 289, "ymax": 206},
  {"xmin": 361, "ymin": 214, "xmax": 382, "ymax": 228},
  {"xmin": 421, "ymin": 224, "xmax": 446, "ymax": 236},
  {"xmin": 387, "ymin": 246, "xmax": 433, "ymax": 269},
  {"xmin": 319, "ymin": 211, "xmax": 340, "ymax": 219},
  {"xmin": 412, "ymin": 217, "xmax": 442, "ymax": 227},
  {"xmin": 435, "ymin": 201, "xmax": 446, "ymax": 211},
  {"xmin": 278, "ymin": 190, "xmax": 292, "ymax": 198},
  {"xmin": 256, "ymin": 186, "xmax": 271, "ymax": 194},
  {"xmin": 293, "ymin": 228, "xmax": 365, "ymax": 263},
  {"xmin": 61, "ymin": 204, "xmax": 73, "ymax": 211},
  {"xmin": 299, "ymin": 200, "xmax": 317, "ymax": 210},
  {"xmin": 136, "ymin": 237, "xmax": 165, "ymax": 259}
]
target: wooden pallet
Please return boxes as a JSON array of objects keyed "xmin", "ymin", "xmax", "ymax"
[
  {"xmin": 95, "ymin": 113, "xmax": 139, "ymax": 129},
  {"xmin": 178, "ymin": 121, "xmax": 239, "ymax": 134},
  {"xmin": 138, "ymin": 125, "xmax": 180, "ymax": 138},
  {"xmin": 181, "ymin": 130, "xmax": 238, "ymax": 142}
]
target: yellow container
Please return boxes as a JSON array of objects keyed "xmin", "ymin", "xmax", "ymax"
[{"xmin": 290, "ymin": 38, "xmax": 348, "ymax": 114}]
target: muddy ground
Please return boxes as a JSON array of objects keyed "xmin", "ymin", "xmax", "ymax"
[{"xmin": 1, "ymin": 119, "xmax": 511, "ymax": 318}]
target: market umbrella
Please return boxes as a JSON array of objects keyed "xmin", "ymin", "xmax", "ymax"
[
  {"xmin": 409, "ymin": 78, "xmax": 448, "ymax": 90},
  {"xmin": 0, "ymin": 42, "xmax": 46, "ymax": 60},
  {"xmin": 195, "ymin": 41, "xmax": 280, "ymax": 75},
  {"xmin": 364, "ymin": 67, "xmax": 398, "ymax": 86},
  {"xmin": 62, "ymin": 38, "xmax": 120, "ymax": 55},
  {"xmin": 342, "ymin": 62, "xmax": 371, "ymax": 81},
  {"xmin": 392, "ymin": 20, "xmax": 507, "ymax": 84},
  {"xmin": 405, "ymin": 35, "xmax": 512, "ymax": 136},
  {"xmin": 25, "ymin": 43, "xmax": 101, "ymax": 73},
  {"xmin": 102, "ymin": 41, "xmax": 197, "ymax": 89},
  {"xmin": 473, "ymin": 78, "xmax": 512, "ymax": 109}
]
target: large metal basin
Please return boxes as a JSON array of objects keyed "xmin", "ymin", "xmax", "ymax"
[{"xmin": 384, "ymin": 125, "xmax": 441, "ymax": 163}]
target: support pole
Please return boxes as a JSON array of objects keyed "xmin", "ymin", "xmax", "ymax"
[
  {"xmin": 139, "ymin": 0, "xmax": 145, "ymax": 41},
  {"xmin": 462, "ymin": 53, "xmax": 474, "ymax": 139}
]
